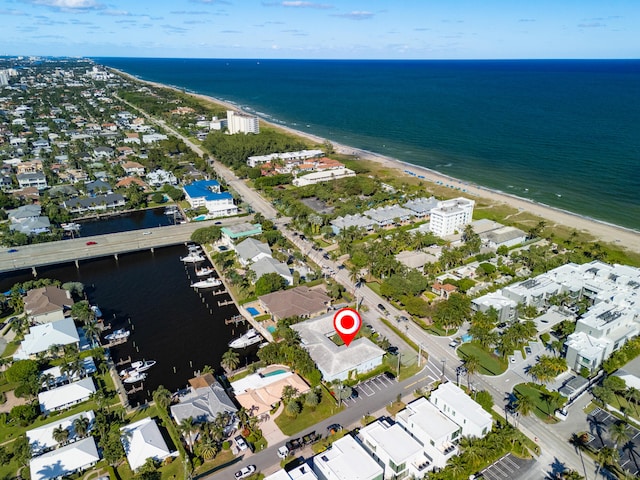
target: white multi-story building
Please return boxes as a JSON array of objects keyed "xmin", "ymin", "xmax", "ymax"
[
  {"xmin": 227, "ymin": 110, "xmax": 259, "ymax": 134},
  {"xmin": 429, "ymin": 197, "xmax": 475, "ymax": 237},
  {"xmin": 313, "ymin": 434, "xmax": 383, "ymax": 480},
  {"xmin": 396, "ymin": 397, "xmax": 461, "ymax": 470},
  {"xmin": 247, "ymin": 149, "xmax": 324, "ymax": 168},
  {"xmin": 265, "ymin": 462, "xmax": 317, "ymax": 480},
  {"xmin": 359, "ymin": 419, "xmax": 432, "ymax": 479},
  {"xmin": 428, "ymin": 383, "xmax": 493, "ymax": 438},
  {"xmin": 292, "ymin": 167, "xmax": 356, "ymax": 187},
  {"xmin": 183, "ymin": 179, "xmax": 238, "ymax": 217}
]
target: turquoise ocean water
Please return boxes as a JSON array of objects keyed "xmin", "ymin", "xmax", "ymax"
[{"xmin": 95, "ymin": 58, "xmax": 640, "ymax": 231}]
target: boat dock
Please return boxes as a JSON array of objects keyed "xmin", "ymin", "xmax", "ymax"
[
  {"xmin": 116, "ymin": 356, "xmax": 132, "ymax": 367},
  {"xmin": 225, "ymin": 314, "xmax": 246, "ymax": 325},
  {"xmin": 217, "ymin": 299, "xmax": 234, "ymax": 306},
  {"xmin": 103, "ymin": 337, "xmax": 129, "ymax": 348},
  {"xmin": 212, "ymin": 289, "xmax": 228, "ymax": 296},
  {"xmin": 126, "ymin": 384, "xmax": 144, "ymax": 395}
]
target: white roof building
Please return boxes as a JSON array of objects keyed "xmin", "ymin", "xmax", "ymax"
[
  {"xmin": 15, "ymin": 317, "xmax": 80, "ymax": 360},
  {"xmin": 396, "ymin": 397, "xmax": 460, "ymax": 469},
  {"xmin": 330, "ymin": 214, "xmax": 376, "ymax": 235},
  {"xmin": 38, "ymin": 377, "xmax": 96, "ymax": 414},
  {"xmin": 247, "ymin": 149, "xmax": 324, "ymax": 168},
  {"xmin": 429, "ymin": 197, "xmax": 474, "ymax": 237},
  {"xmin": 364, "ymin": 205, "xmax": 413, "ymax": 226},
  {"xmin": 251, "ymin": 257, "xmax": 293, "ymax": 286},
  {"xmin": 27, "ymin": 410, "xmax": 95, "ymax": 456},
  {"xmin": 359, "ymin": 419, "xmax": 431, "ymax": 479},
  {"xmin": 312, "ymin": 434, "xmax": 383, "ymax": 480},
  {"xmin": 471, "ymin": 292, "xmax": 518, "ymax": 323},
  {"xmin": 30, "ymin": 437, "xmax": 99, "ymax": 480},
  {"xmin": 227, "ymin": 110, "xmax": 259, "ymax": 134},
  {"xmin": 292, "ymin": 167, "xmax": 356, "ymax": 187},
  {"xmin": 121, "ymin": 417, "xmax": 177, "ymax": 471},
  {"xmin": 403, "ymin": 197, "xmax": 439, "ymax": 217},
  {"xmin": 429, "ymin": 383, "xmax": 493, "ymax": 438},
  {"xmin": 291, "ymin": 313, "xmax": 385, "ymax": 382},
  {"xmin": 235, "ymin": 237, "xmax": 272, "ymax": 265},
  {"xmin": 265, "ymin": 462, "xmax": 318, "ymax": 480}
]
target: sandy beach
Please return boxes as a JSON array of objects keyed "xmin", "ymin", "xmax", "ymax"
[{"xmin": 113, "ymin": 68, "xmax": 640, "ymax": 254}]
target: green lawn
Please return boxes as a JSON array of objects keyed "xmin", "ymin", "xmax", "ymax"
[
  {"xmin": 513, "ymin": 383, "xmax": 565, "ymax": 423},
  {"xmin": 275, "ymin": 390, "xmax": 343, "ymax": 436},
  {"xmin": 457, "ymin": 342, "xmax": 507, "ymax": 376}
]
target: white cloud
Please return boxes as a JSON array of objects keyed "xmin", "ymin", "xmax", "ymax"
[
  {"xmin": 331, "ymin": 11, "xmax": 374, "ymax": 20},
  {"xmin": 263, "ymin": 1, "xmax": 333, "ymax": 8},
  {"xmin": 26, "ymin": 0, "xmax": 103, "ymax": 10}
]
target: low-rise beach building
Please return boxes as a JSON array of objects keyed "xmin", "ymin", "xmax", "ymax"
[
  {"xmin": 363, "ymin": 205, "xmax": 413, "ymax": 227},
  {"xmin": 403, "ymin": 196, "xmax": 439, "ymax": 218},
  {"xmin": 481, "ymin": 226, "xmax": 527, "ymax": 249},
  {"xmin": 38, "ymin": 377, "xmax": 96, "ymax": 414},
  {"xmin": 247, "ymin": 149, "xmax": 324, "ymax": 168},
  {"xmin": 291, "ymin": 312, "xmax": 385, "ymax": 382},
  {"xmin": 312, "ymin": 434, "xmax": 384, "ymax": 480},
  {"xmin": 121, "ymin": 417, "xmax": 177, "ymax": 472},
  {"xmin": 292, "ymin": 167, "xmax": 355, "ymax": 187},
  {"xmin": 330, "ymin": 214, "xmax": 376, "ymax": 235},
  {"xmin": 170, "ymin": 373, "xmax": 237, "ymax": 425},
  {"xmin": 259, "ymin": 286, "xmax": 331, "ymax": 321},
  {"xmin": 428, "ymin": 382, "xmax": 493, "ymax": 438},
  {"xmin": 183, "ymin": 179, "xmax": 238, "ymax": 217},
  {"xmin": 471, "ymin": 292, "xmax": 518, "ymax": 323},
  {"xmin": 30, "ymin": 437, "xmax": 100, "ymax": 480}
]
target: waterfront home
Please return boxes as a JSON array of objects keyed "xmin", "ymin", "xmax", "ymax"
[
  {"xmin": 121, "ymin": 417, "xmax": 177, "ymax": 472},
  {"xmin": 15, "ymin": 317, "xmax": 80, "ymax": 360},
  {"xmin": 251, "ymin": 257, "xmax": 294, "ymax": 286},
  {"xmin": 184, "ymin": 179, "xmax": 238, "ymax": 217},
  {"xmin": 146, "ymin": 168, "xmax": 177, "ymax": 187},
  {"xmin": 170, "ymin": 373, "xmax": 237, "ymax": 425},
  {"xmin": 359, "ymin": 418, "xmax": 432, "ymax": 479},
  {"xmin": 38, "ymin": 377, "xmax": 96, "ymax": 414},
  {"xmin": 235, "ymin": 237, "xmax": 272, "ymax": 265},
  {"xmin": 29, "ymin": 437, "xmax": 100, "ymax": 480},
  {"xmin": 428, "ymin": 382, "xmax": 493, "ymax": 438},
  {"xmin": 259, "ymin": 286, "xmax": 331, "ymax": 321},
  {"xmin": 63, "ymin": 193, "xmax": 126, "ymax": 213},
  {"xmin": 115, "ymin": 176, "xmax": 149, "ymax": 190},
  {"xmin": 27, "ymin": 410, "xmax": 95, "ymax": 456},
  {"xmin": 85, "ymin": 179, "xmax": 112, "ymax": 196},
  {"xmin": 24, "ymin": 285, "xmax": 74, "ymax": 324},
  {"xmin": 291, "ymin": 312, "xmax": 385, "ymax": 382},
  {"xmin": 396, "ymin": 397, "xmax": 460, "ymax": 470},
  {"xmin": 7, "ymin": 204, "xmax": 51, "ymax": 236},
  {"xmin": 221, "ymin": 223, "xmax": 263, "ymax": 245},
  {"xmin": 312, "ymin": 434, "xmax": 383, "ymax": 480},
  {"xmin": 17, "ymin": 172, "xmax": 47, "ymax": 190},
  {"xmin": 481, "ymin": 226, "xmax": 527, "ymax": 249}
]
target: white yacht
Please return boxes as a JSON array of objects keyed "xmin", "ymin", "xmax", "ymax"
[
  {"xmin": 229, "ymin": 329, "xmax": 262, "ymax": 349},
  {"xmin": 104, "ymin": 329, "xmax": 130, "ymax": 342},
  {"xmin": 181, "ymin": 253, "xmax": 205, "ymax": 263},
  {"xmin": 195, "ymin": 266, "xmax": 215, "ymax": 277},
  {"xmin": 190, "ymin": 277, "xmax": 222, "ymax": 289},
  {"xmin": 119, "ymin": 360, "xmax": 156, "ymax": 377},
  {"xmin": 123, "ymin": 371, "xmax": 147, "ymax": 384}
]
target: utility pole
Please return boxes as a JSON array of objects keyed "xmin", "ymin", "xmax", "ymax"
[
  {"xmin": 418, "ymin": 344, "xmax": 423, "ymax": 367},
  {"xmin": 441, "ymin": 359, "xmax": 446, "ymax": 381}
]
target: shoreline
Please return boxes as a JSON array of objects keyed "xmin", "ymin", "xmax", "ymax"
[{"xmin": 109, "ymin": 67, "xmax": 640, "ymax": 254}]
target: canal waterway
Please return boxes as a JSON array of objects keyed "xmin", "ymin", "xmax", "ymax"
[
  {"xmin": 2, "ymin": 215, "xmax": 260, "ymax": 406},
  {"xmin": 73, "ymin": 207, "xmax": 177, "ymax": 237}
]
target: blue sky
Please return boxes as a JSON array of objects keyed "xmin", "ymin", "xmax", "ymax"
[{"xmin": 1, "ymin": 0, "xmax": 638, "ymax": 59}]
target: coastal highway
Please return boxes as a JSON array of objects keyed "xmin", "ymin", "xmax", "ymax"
[{"xmin": 0, "ymin": 221, "xmax": 215, "ymax": 274}]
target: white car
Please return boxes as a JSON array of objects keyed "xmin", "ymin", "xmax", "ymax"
[
  {"xmin": 235, "ymin": 465, "xmax": 256, "ymax": 479},
  {"xmin": 235, "ymin": 435, "xmax": 248, "ymax": 451}
]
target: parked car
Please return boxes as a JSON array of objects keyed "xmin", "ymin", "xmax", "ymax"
[
  {"xmin": 377, "ymin": 304, "xmax": 387, "ymax": 313},
  {"xmin": 387, "ymin": 346, "xmax": 399, "ymax": 355},
  {"xmin": 234, "ymin": 465, "xmax": 256, "ymax": 479},
  {"xmin": 525, "ymin": 346, "xmax": 532, "ymax": 355},
  {"xmin": 234, "ymin": 435, "xmax": 248, "ymax": 451},
  {"xmin": 366, "ymin": 323, "xmax": 377, "ymax": 335},
  {"xmin": 327, "ymin": 423, "xmax": 342, "ymax": 434},
  {"xmin": 449, "ymin": 340, "xmax": 459, "ymax": 348},
  {"xmin": 350, "ymin": 388, "xmax": 359, "ymax": 399}
]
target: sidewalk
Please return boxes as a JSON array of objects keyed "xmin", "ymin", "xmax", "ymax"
[{"xmin": 259, "ymin": 403, "xmax": 287, "ymax": 446}]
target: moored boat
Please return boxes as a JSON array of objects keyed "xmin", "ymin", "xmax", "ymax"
[
  {"xmin": 181, "ymin": 253, "xmax": 205, "ymax": 263},
  {"xmin": 195, "ymin": 266, "xmax": 215, "ymax": 277},
  {"xmin": 190, "ymin": 277, "xmax": 222, "ymax": 289},
  {"xmin": 105, "ymin": 329, "xmax": 130, "ymax": 342},
  {"xmin": 229, "ymin": 328, "xmax": 262, "ymax": 349},
  {"xmin": 123, "ymin": 371, "xmax": 147, "ymax": 384},
  {"xmin": 131, "ymin": 359, "xmax": 156, "ymax": 372}
]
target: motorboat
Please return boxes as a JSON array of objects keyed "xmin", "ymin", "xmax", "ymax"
[
  {"xmin": 91, "ymin": 305, "xmax": 103, "ymax": 319},
  {"xmin": 61, "ymin": 222, "xmax": 81, "ymax": 231},
  {"xmin": 229, "ymin": 328, "xmax": 262, "ymax": 349},
  {"xmin": 195, "ymin": 266, "xmax": 215, "ymax": 277},
  {"xmin": 119, "ymin": 360, "xmax": 156, "ymax": 377},
  {"xmin": 181, "ymin": 253, "xmax": 205, "ymax": 263},
  {"xmin": 104, "ymin": 329, "xmax": 130, "ymax": 342},
  {"xmin": 123, "ymin": 371, "xmax": 147, "ymax": 384},
  {"xmin": 190, "ymin": 277, "xmax": 222, "ymax": 289}
]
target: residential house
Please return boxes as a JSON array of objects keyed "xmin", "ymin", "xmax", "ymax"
[
  {"xmin": 259, "ymin": 286, "xmax": 331, "ymax": 321},
  {"xmin": 403, "ymin": 197, "xmax": 439, "ymax": 218},
  {"xmin": 481, "ymin": 226, "xmax": 527, "ymax": 249},
  {"xmin": 183, "ymin": 179, "xmax": 238, "ymax": 217},
  {"xmin": 428, "ymin": 382, "xmax": 493, "ymax": 438},
  {"xmin": 142, "ymin": 133, "xmax": 168, "ymax": 143},
  {"xmin": 364, "ymin": 205, "xmax": 413, "ymax": 227},
  {"xmin": 235, "ymin": 238, "xmax": 272, "ymax": 265},
  {"xmin": 471, "ymin": 292, "xmax": 518, "ymax": 323},
  {"xmin": 27, "ymin": 410, "xmax": 95, "ymax": 456},
  {"xmin": 250, "ymin": 257, "xmax": 293, "ymax": 286},
  {"xmin": 432, "ymin": 282, "xmax": 458, "ymax": 300},
  {"xmin": 265, "ymin": 462, "xmax": 318, "ymax": 480},
  {"xmin": 15, "ymin": 317, "xmax": 81, "ymax": 360},
  {"xmin": 146, "ymin": 169, "xmax": 177, "ymax": 187},
  {"xmin": 170, "ymin": 373, "xmax": 237, "ymax": 425},
  {"xmin": 85, "ymin": 179, "xmax": 112, "ymax": 196},
  {"xmin": 330, "ymin": 214, "xmax": 377, "ymax": 235},
  {"xmin": 29, "ymin": 437, "xmax": 100, "ymax": 480},
  {"xmin": 312, "ymin": 434, "xmax": 384, "ymax": 480},
  {"xmin": 63, "ymin": 193, "xmax": 126, "ymax": 213},
  {"xmin": 7, "ymin": 204, "xmax": 51, "ymax": 235},
  {"xmin": 122, "ymin": 132, "xmax": 141, "ymax": 144},
  {"xmin": 38, "ymin": 377, "xmax": 96, "ymax": 413},
  {"xmin": 396, "ymin": 397, "xmax": 461, "ymax": 470},
  {"xmin": 359, "ymin": 418, "xmax": 432, "ymax": 479},
  {"xmin": 93, "ymin": 146, "xmax": 114, "ymax": 158},
  {"xmin": 121, "ymin": 417, "xmax": 177, "ymax": 472},
  {"xmin": 115, "ymin": 177, "xmax": 148, "ymax": 190},
  {"xmin": 121, "ymin": 161, "xmax": 146, "ymax": 177},
  {"xmin": 291, "ymin": 313, "xmax": 385, "ymax": 382},
  {"xmin": 24, "ymin": 286, "xmax": 73, "ymax": 324},
  {"xmin": 17, "ymin": 172, "xmax": 48, "ymax": 190}
]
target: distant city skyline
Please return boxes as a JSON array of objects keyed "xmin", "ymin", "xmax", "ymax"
[{"xmin": 1, "ymin": 0, "xmax": 639, "ymax": 59}]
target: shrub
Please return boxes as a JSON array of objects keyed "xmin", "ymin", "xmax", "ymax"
[{"xmin": 222, "ymin": 441, "xmax": 231, "ymax": 450}]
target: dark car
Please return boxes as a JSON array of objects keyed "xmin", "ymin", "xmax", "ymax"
[
  {"xmin": 377, "ymin": 303, "xmax": 386, "ymax": 312},
  {"xmin": 387, "ymin": 346, "xmax": 399, "ymax": 355},
  {"xmin": 497, "ymin": 322, "xmax": 507, "ymax": 329},
  {"xmin": 327, "ymin": 423, "xmax": 343, "ymax": 434},
  {"xmin": 398, "ymin": 315, "xmax": 409, "ymax": 322},
  {"xmin": 214, "ymin": 221, "xmax": 222, "ymax": 225},
  {"xmin": 86, "ymin": 241, "xmax": 97, "ymax": 246},
  {"xmin": 350, "ymin": 388, "xmax": 359, "ymax": 399},
  {"xmin": 7, "ymin": 248, "xmax": 18, "ymax": 253}
]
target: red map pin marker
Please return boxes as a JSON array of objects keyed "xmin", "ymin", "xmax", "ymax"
[{"xmin": 333, "ymin": 307, "xmax": 362, "ymax": 347}]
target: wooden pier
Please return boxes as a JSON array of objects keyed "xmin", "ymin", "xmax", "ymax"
[
  {"xmin": 103, "ymin": 337, "xmax": 129, "ymax": 348},
  {"xmin": 126, "ymin": 384, "xmax": 144, "ymax": 395},
  {"xmin": 225, "ymin": 314, "xmax": 246, "ymax": 325},
  {"xmin": 212, "ymin": 289, "xmax": 228, "ymax": 296},
  {"xmin": 116, "ymin": 356, "xmax": 132, "ymax": 367},
  {"xmin": 218, "ymin": 299, "xmax": 234, "ymax": 306}
]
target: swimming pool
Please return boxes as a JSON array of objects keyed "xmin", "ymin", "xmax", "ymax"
[
  {"xmin": 267, "ymin": 326, "xmax": 277, "ymax": 333},
  {"xmin": 247, "ymin": 307, "xmax": 260, "ymax": 316},
  {"xmin": 262, "ymin": 369, "xmax": 287, "ymax": 377}
]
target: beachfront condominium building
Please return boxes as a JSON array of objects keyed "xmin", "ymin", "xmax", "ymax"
[
  {"xmin": 428, "ymin": 382, "xmax": 493, "ymax": 438},
  {"xmin": 396, "ymin": 397, "xmax": 461, "ymax": 470},
  {"xmin": 358, "ymin": 418, "xmax": 432, "ymax": 479},
  {"xmin": 227, "ymin": 110, "xmax": 259, "ymax": 134},
  {"xmin": 292, "ymin": 167, "xmax": 356, "ymax": 187},
  {"xmin": 247, "ymin": 149, "xmax": 324, "ymax": 168},
  {"xmin": 313, "ymin": 434, "xmax": 384, "ymax": 480},
  {"xmin": 429, "ymin": 197, "xmax": 475, "ymax": 236}
]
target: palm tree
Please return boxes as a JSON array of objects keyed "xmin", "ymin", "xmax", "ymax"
[
  {"xmin": 610, "ymin": 421, "xmax": 631, "ymax": 449},
  {"xmin": 52, "ymin": 425, "xmax": 70, "ymax": 445},
  {"xmin": 152, "ymin": 385, "xmax": 172, "ymax": 412},
  {"xmin": 596, "ymin": 446, "xmax": 619, "ymax": 473},
  {"xmin": 513, "ymin": 392, "xmax": 533, "ymax": 428},
  {"xmin": 179, "ymin": 416, "xmax": 198, "ymax": 454},
  {"xmin": 83, "ymin": 321, "xmax": 101, "ymax": 347},
  {"xmin": 625, "ymin": 387, "xmax": 640, "ymax": 416},
  {"xmin": 197, "ymin": 432, "xmax": 219, "ymax": 460},
  {"xmin": 463, "ymin": 354, "xmax": 480, "ymax": 390},
  {"xmin": 41, "ymin": 373, "xmax": 55, "ymax": 390},
  {"xmin": 221, "ymin": 349, "xmax": 239, "ymax": 371},
  {"xmin": 561, "ymin": 470, "xmax": 584, "ymax": 480},
  {"xmin": 569, "ymin": 433, "xmax": 590, "ymax": 480},
  {"xmin": 72, "ymin": 416, "xmax": 90, "ymax": 438},
  {"xmin": 201, "ymin": 364, "xmax": 214, "ymax": 374}
]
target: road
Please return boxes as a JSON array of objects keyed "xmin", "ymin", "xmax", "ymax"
[{"xmin": 126, "ymin": 103, "xmax": 597, "ymax": 479}]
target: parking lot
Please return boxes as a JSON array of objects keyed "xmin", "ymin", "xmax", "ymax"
[
  {"xmin": 343, "ymin": 374, "xmax": 397, "ymax": 404},
  {"xmin": 480, "ymin": 453, "xmax": 534, "ymax": 479},
  {"xmin": 587, "ymin": 408, "xmax": 640, "ymax": 478}
]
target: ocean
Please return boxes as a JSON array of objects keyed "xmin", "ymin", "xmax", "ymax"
[{"xmin": 94, "ymin": 58, "xmax": 640, "ymax": 231}]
